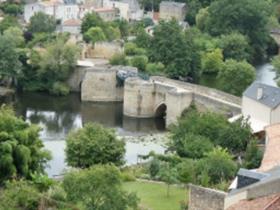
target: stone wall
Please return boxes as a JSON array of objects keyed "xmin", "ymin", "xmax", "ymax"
[
  {"xmin": 67, "ymin": 66, "xmax": 88, "ymax": 92},
  {"xmin": 81, "ymin": 67, "xmax": 123, "ymax": 102},
  {"xmin": 189, "ymin": 184, "xmax": 227, "ymax": 210},
  {"xmin": 92, "ymin": 41, "xmax": 123, "ymax": 59}
]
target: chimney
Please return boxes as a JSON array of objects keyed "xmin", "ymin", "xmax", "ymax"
[{"xmin": 257, "ymin": 87, "xmax": 263, "ymax": 100}]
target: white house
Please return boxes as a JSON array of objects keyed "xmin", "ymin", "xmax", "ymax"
[
  {"xmin": 24, "ymin": 0, "xmax": 80, "ymax": 23},
  {"xmin": 242, "ymin": 82, "xmax": 280, "ymax": 133},
  {"xmin": 104, "ymin": 0, "xmax": 143, "ymax": 21}
]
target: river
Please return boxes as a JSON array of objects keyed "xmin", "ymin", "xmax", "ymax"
[
  {"xmin": 1, "ymin": 92, "xmax": 166, "ymax": 177},
  {"xmin": 0, "ymin": 63, "xmax": 276, "ymax": 177}
]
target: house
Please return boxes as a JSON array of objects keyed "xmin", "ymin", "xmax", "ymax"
[
  {"xmin": 61, "ymin": 18, "xmax": 81, "ymax": 34},
  {"xmin": 103, "ymin": 0, "xmax": 143, "ymax": 21},
  {"xmin": 242, "ymin": 82, "xmax": 280, "ymax": 133},
  {"xmin": 24, "ymin": 0, "xmax": 80, "ymax": 23},
  {"xmin": 159, "ymin": 1, "xmax": 187, "ymax": 22},
  {"xmin": 94, "ymin": 7, "xmax": 118, "ymax": 21}
]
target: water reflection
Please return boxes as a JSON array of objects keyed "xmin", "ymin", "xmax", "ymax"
[
  {"xmin": 255, "ymin": 63, "xmax": 277, "ymax": 87},
  {"xmin": 1, "ymin": 92, "xmax": 166, "ymax": 177}
]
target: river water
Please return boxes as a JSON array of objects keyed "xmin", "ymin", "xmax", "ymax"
[
  {"xmin": 1, "ymin": 92, "xmax": 166, "ymax": 177},
  {"xmin": 0, "ymin": 63, "xmax": 276, "ymax": 177}
]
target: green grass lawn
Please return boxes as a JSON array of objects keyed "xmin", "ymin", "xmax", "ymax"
[{"xmin": 123, "ymin": 181, "xmax": 187, "ymax": 210}]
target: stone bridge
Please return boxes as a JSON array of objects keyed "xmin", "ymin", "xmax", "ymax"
[
  {"xmin": 68, "ymin": 65, "xmax": 241, "ymax": 126},
  {"xmin": 123, "ymin": 76, "xmax": 241, "ymax": 126}
]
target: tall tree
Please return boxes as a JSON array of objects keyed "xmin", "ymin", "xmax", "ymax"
[
  {"xmin": 204, "ymin": 0, "xmax": 271, "ymax": 60},
  {"xmin": 0, "ymin": 35, "xmax": 22, "ymax": 84},
  {"xmin": 0, "ymin": 106, "xmax": 51, "ymax": 184},
  {"xmin": 218, "ymin": 59, "xmax": 256, "ymax": 96},
  {"xmin": 150, "ymin": 20, "xmax": 200, "ymax": 79},
  {"xmin": 28, "ymin": 12, "xmax": 56, "ymax": 34}
]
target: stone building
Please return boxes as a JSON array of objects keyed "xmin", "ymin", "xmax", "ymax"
[
  {"xmin": 159, "ymin": 1, "xmax": 187, "ymax": 22},
  {"xmin": 242, "ymin": 82, "xmax": 280, "ymax": 133},
  {"xmin": 61, "ymin": 18, "xmax": 81, "ymax": 34}
]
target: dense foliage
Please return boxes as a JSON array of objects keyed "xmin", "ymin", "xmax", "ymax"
[
  {"xmin": 66, "ymin": 123, "xmax": 125, "ymax": 168},
  {"xmin": 63, "ymin": 165, "xmax": 138, "ymax": 210},
  {"xmin": 0, "ymin": 106, "xmax": 50, "ymax": 184}
]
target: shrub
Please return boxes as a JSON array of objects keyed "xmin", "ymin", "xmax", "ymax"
[
  {"xmin": 109, "ymin": 53, "xmax": 128, "ymax": 65},
  {"xmin": 130, "ymin": 55, "xmax": 148, "ymax": 71},
  {"xmin": 50, "ymin": 82, "xmax": 70, "ymax": 96},
  {"xmin": 146, "ymin": 62, "xmax": 165, "ymax": 75}
]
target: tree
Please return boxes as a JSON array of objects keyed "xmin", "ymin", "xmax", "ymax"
[
  {"xmin": 158, "ymin": 162, "xmax": 178, "ymax": 197},
  {"xmin": 3, "ymin": 26, "xmax": 24, "ymax": 47},
  {"xmin": 218, "ymin": 32, "xmax": 252, "ymax": 62},
  {"xmin": 196, "ymin": 7, "xmax": 209, "ymax": 31},
  {"xmin": 201, "ymin": 48, "xmax": 224, "ymax": 74},
  {"xmin": 63, "ymin": 165, "xmax": 138, "ymax": 210},
  {"xmin": 84, "ymin": 27, "xmax": 106, "ymax": 44},
  {"xmin": 176, "ymin": 159, "xmax": 196, "ymax": 184},
  {"xmin": 244, "ymin": 139, "xmax": 263, "ymax": 169},
  {"xmin": 196, "ymin": 147, "xmax": 237, "ymax": 184},
  {"xmin": 135, "ymin": 29, "xmax": 151, "ymax": 49},
  {"xmin": 0, "ymin": 3, "xmax": 22, "ymax": 16},
  {"xmin": 150, "ymin": 20, "xmax": 200, "ymax": 79},
  {"xmin": 113, "ymin": 19, "xmax": 129, "ymax": 38},
  {"xmin": 218, "ymin": 59, "xmax": 256, "ymax": 96},
  {"xmin": 103, "ymin": 26, "xmax": 121, "ymax": 41},
  {"xmin": 204, "ymin": 0, "xmax": 271, "ymax": 60},
  {"xmin": 81, "ymin": 12, "xmax": 104, "ymax": 34},
  {"xmin": 0, "ymin": 106, "xmax": 51, "ymax": 184},
  {"xmin": 37, "ymin": 38, "xmax": 80, "ymax": 94},
  {"xmin": 28, "ymin": 12, "xmax": 56, "ymax": 34},
  {"xmin": 218, "ymin": 117, "xmax": 252, "ymax": 154},
  {"xmin": 0, "ymin": 35, "xmax": 22, "ymax": 84},
  {"xmin": 66, "ymin": 123, "xmax": 125, "ymax": 168},
  {"xmin": 177, "ymin": 134, "xmax": 214, "ymax": 159},
  {"xmin": 170, "ymin": 109, "xmax": 253, "ymax": 156},
  {"xmin": 149, "ymin": 157, "xmax": 160, "ymax": 178},
  {"xmin": 0, "ymin": 15, "xmax": 19, "ymax": 33}
]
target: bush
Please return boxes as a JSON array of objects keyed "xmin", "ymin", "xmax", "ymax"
[
  {"xmin": 50, "ymin": 82, "xmax": 70, "ymax": 96},
  {"xmin": 124, "ymin": 42, "xmax": 137, "ymax": 55},
  {"xmin": 146, "ymin": 62, "xmax": 165, "ymax": 75},
  {"xmin": 110, "ymin": 53, "xmax": 128, "ymax": 65},
  {"xmin": 149, "ymin": 158, "xmax": 161, "ymax": 178},
  {"xmin": 130, "ymin": 55, "xmax": 148, "ymax": 71},
  {"xmin": 0, "ymin": 180, "xmax": 41, "ymax": 210},
  {"xmin": 121, "ymin": 171, "xmax": 136, "ymax": 182}
]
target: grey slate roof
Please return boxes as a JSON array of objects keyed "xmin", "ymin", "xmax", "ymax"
[{"xmin": 243, "ymin": 82, "xmax": 280, "ymax": 109}]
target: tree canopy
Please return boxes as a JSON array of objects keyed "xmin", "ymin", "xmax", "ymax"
[
  {"xmin": 28, "ymin": 12, "xmax": 56, "ymax": 34},
  {"xmin": 66, "ymin": 123, "xmax": 125, "ymax": 168},
  {"xmin": 63, "ymin": 165, "xmax": 138, "ymax": 210},
  {"xmin": 0, "ymin": 106, "xmax": 51, "ymax": 184}
]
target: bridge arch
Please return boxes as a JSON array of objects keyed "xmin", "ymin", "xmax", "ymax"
[{"xmin": 154, "ymin": 103, "xmax": 167, "ymax": 118}]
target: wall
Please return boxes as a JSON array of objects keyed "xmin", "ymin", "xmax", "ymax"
[
  {"xmin": 67, "ymin": 66, "xmax": 88, "ymax": 92},
  {"xmin": 123, "ymin": 78, "xmax": 155, "ymax": 118},
  {"xmin": 242, "ymin": 96, "xmax": 271, "ymax": 124},
  {"xmin": 271, "ymin": 105, "xmax": 280, "ymax": 124},
  {"xmin": 188, "ymin": 184, "xmax": 227, "ymax": 210},
  {"xmin": 91, "ymin": 41, "xmax": 123, "ymax": 59},
  {"xmin": 81, "ymin": 67, "xmax": 123, "ymax": 102}
]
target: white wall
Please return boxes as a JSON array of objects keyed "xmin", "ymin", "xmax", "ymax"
[
  {"xmin": 271, "ymin": 105, "xmax": 280, "ymax": 124},
  {"xmin": 242, "ymin": 96, "xmax": 271, "ymax": 124}
]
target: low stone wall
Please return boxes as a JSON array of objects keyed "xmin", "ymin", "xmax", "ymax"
[
  {"xmin": 189, "ymin": 184, "xmax": 227, "ymax": 210},
  {"xmin": 92, "ymin": 41, "xmax": 124, "ymax": 59}
]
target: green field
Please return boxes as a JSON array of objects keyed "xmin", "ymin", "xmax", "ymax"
[{"xmin": 123, "ymin": 181, "xmax": 187, "ymax": 210}]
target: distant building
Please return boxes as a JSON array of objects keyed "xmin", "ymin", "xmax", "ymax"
[
  {"xmin": 242, "ymin": 82, "xmax": 280, "ymax": 133},
  {"xmin": 24, "ymin": 0, "xmax": 80, "ymax": 23},
  {"xmin": 94, "ymin": 7, "xmax": 118, "ymax": 21},
  {"xmin": 159, "ymin": 1, "xmax": 186, "ymax": 22},
  {"xmin": 103, "ymin": 0, "xmax": 143, "ymax": 21},
  {"xmin": 61, "ymin": 18, "xmax": 81, "ymax": 34}
]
